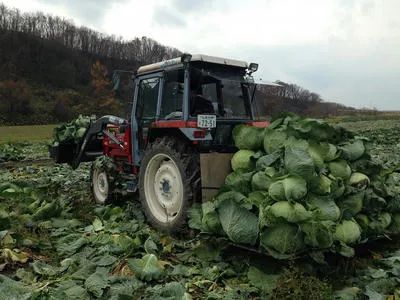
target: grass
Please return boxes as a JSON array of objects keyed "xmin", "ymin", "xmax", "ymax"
[{"xmin": 0, "ymin": 124, "xmax": 56, "ymax": 143}]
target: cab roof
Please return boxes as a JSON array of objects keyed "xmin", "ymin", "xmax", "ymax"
[{"xmin": 136, "ymin": 54, "xmax": 249, "ymax": 75}]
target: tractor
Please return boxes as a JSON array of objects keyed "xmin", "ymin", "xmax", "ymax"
[{"xmin": 50, "ymin": 53, "xmax": 272, "ymax": 232}]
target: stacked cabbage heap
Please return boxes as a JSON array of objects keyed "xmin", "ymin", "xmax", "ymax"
[
  {"xmin": 52, "ymin": 115, "xmax": 91, "ymax": 146},
  {"xmin": 189, "ymin": 114, "xmax": 400, "ymax": 259}
]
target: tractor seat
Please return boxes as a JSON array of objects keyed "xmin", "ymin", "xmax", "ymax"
[{"xmin": 191, "ymin": 95, "xmax": 215, "ymax": 115}]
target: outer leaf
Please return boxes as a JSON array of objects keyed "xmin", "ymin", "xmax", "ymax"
[
  {"xmin": 217, "ymin": 199, "xmax": 259, "ymax": 245},
  {"xmin": 128, "ymin": 254, "xmax": 165, "ymax": 281},
  {"xmin": 84, "ymin": 271, "xmax": 109, "ymax": 298}
]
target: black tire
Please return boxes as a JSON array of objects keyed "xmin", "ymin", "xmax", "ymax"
[
  {"xmin": 139, "ymin": 136, "xmax": 200, "ymax": 233},
  {"xmin": 90, "ymin": 163, "xmax": 114, "ymax": 205}
]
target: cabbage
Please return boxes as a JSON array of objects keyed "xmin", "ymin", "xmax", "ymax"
[
  {"xmin": 328, "ymin": 160, "xmax": 352, "ymax": 180},
  {"xmin": 264, "ymin": 201, "xmax": 311, "ymax": 224},
  {"xmin": 217, "ymin": 199, "xmax": 259, "ymax": 245},
  {"xmin": 334, "ymin": 220, "xmax": 361, "ymax": 244},
  {"xmin": 232, "ymin": 125, "xmax": 264, "ymax": 150},
  {"xmin": 301, "ymin": 221, "xmax": 334, "ymax": 248},
  {"xmin": 251, "ymin": 171, "xmax": 273, "ymax": 191},
  {"xmin": 268, "ymin": 176, "xmax": 307, "ymax": 202},
  {"xmin": 225, "ymin": 172, "xmax": 253, "ymax": 195},
  {"xmin": 282, "ymin": 176, "xmax": 307, "ymax": 201},
  {"xmin": 306, "ymin": 195, "xmax": 340, "ymax": 222},
  {"xmin": 340, "ymin": 139, "xmax": 365, "ymax": 161},
  {"xmin": 349, "ymin": 172, "xmax": 370, "ymax": 189},
  {"xmin": 231, "ymin": 150, "xmax": 255, "ymax": 171},
  {"xmin": 337, "ymin": 191, "xmax": 365, "ymax": 219},
  {"xmin": 308, "ymin": 142, "xmax": 338, "ymax": 168},
  {"xmin": 310, "ymin": 174, "xmax": 332, "ymax": 195},
  {"xmin": 284, "ymin": 144, "xmax": 315, "ymax": 178},
  {"xmin": 368, "ymin": 212, "xmax": 392, "ymax": 234},
  {"xmin": 263, "ymin": 129, "xmax": 287, "ymax": 154},
  {"xmin": 355, "ymin": 214, "xmax": 369, "ymax": 231},
  {"xmin": 260, "ymin": 223, "xmax": 305, "ymax": 256}
]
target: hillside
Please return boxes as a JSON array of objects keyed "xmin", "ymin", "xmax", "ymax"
[
  {"xmin": 0, "ymin": 3, "xmax": 180, "ymax": 125},
  {"xmin": 0, "ymin": 3, "xmax": 367, "ymax": 125}
]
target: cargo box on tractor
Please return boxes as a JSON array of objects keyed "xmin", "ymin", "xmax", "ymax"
[{"xmin": 50, "ymin": 53, "xmax": 274, "ymax": 232}]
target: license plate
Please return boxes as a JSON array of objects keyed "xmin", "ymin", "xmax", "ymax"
[{"xmin": 197, "ymin": 115, "xmax": 216, "ymax": 128}]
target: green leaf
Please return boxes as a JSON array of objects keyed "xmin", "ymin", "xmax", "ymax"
[
  {"xmin": 84, "ymin": 271, "xmax": 109, "ymax": 298},
  {"xmin": 247, "ymin": 266, "xmax": 279, "ymax": 293},
  {"xmin": 144, "ymin": 237, "xmax": 158, "ymax": 255},
  {"xmin": 128, "ymin": 254, "xmax": 165, "ymax": 281}
]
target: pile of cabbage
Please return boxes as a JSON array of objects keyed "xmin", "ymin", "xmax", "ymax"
[
  {"xmin": 189, "ymin": 114, "xmax": 400, "ymax": 259},
  {"xmin": 52, "ymin": 115, "xmax": 91, "ymax": 146}
]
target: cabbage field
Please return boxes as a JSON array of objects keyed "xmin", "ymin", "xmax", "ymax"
[{"xmin": 1, "ymin": 118, "xmax": 400, "ymax": 299}]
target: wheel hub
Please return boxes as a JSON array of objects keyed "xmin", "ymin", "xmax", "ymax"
[{"xmin": 92, "ymin": 168, "xmax": 109, "ymax": 204}]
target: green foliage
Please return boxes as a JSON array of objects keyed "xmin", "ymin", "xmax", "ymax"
[
  {"xmin": 232, "ymin": 124, "xmax": 264, "ymax": 150},
  {"xmin": 231, "ymin": 150, "xmax": 255, "ymax": 172}
]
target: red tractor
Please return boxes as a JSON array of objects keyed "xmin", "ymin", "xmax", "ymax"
[{"xmin": 50, "ymin": 54, "xmax": 272, "ymax": 232}]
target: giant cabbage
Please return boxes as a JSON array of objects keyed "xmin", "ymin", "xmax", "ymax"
[
  {"xmin": 306, "ymin": 195, "xmax": 340, "ymax": 222},
  {"xmin": 231, "ymin": 150, "xmax": 255, "ymax": 172},
  {"xmin": 268, "ymin": 176, "xmax": 307, "ymax": 202},
  {"xmin": 233, "ymin": 125, "xmax": 264, "ymax": 150},
  {"xmin": 263, "ymin": 201, "xmax": 311, "ymax": 225},
  {"xmin": 260, "ymin": 223, "xmax": 305, "ymax": 256},
  {"xmin": 217, "ymin": 199, "xmax": 259, "ymax": 245},
  {"xmin": 334, "ymin": 220, "xmax": 361, "ymax": 244},
  {"xmin": 284, "ymin": 144, "xmax": 315, "ymax": 178},
  {"xmin": 340, "ymin": 139, "xmax": 365, "ymax": 161},
  {"xmin": 328, "ymin": 160, "xmax": 352, "ymax": 180},
  {"xmin": 263, "ymin": 129, "xmax": 287, "ymax": 154}
]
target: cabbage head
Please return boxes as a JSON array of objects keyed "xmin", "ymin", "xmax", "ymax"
[
  {"xmin": 260, "ymin": 223, "xmax": 305, "ymax": 256},
  {"xmin": 263, "ymin": 129, "xmax": 287, "ymax": 154},
  {"xmin": 233, "ymin": 125, "xmax": 264, "ymax": 150},
  {"xmin": 282, "ymin": 176, "xmax": 307, "ymax": 201},
  {"xmin": 231, "ymin": 150, "xmax": 255, "ymax": 172},
  {"xmin": 334, "ymin": 220, "xmax": 361, "ymax": 244},
  {"xmin": 217, "ymin": 199, "xmax": 259, "ymax": 245},
  {"xmin": 251, "ymin": 171, "xmax": 273, "ymax": 191},
  {"xmin": 310, "ymin": 174, "xmax": 332, "ymax": 195},
  {"xmin": 306, "ymin": 195, "xmax": 340, "ymax": 222},
  {"xmin": 263, "ymin": 201, "xmax": 311, "ymax": 224},
  {"xmin": 308, "ymin": 141, "xmax": 338, "ymax": 168},
  {"xmin": 349, "ymin": 172, "xmax": 370, "ymax": 189},
  {"xmin": 284, "ymin": 144, "xmax": 315, "ymax": 178},
  {"xmin": 340, "ymin": 139, "xmax": 365, "ymax": 161},
  {"xmin": 268, "ymin": 176, "xmax": 307, "ymax": 202},
  {"xmin": 301, "ymin": 221, "xmax": 334, "ymax": 248},
  {"xmin": 225, "ymin": 172, "xmax": 253, "ymax": 195},
  {"xmin": 330, "ymin": 177, "xmax": 345, "ymax": 199},
  {"xmin": 328, "ymin": 160, "xmax": 352, "ymax": 180},
  {"xmin": 368, "ymin": 212, "xmax": 392, "ymax": 234},
  {"xmin": 337, "ymin": 191, "xmax": 364, "ymax": 219}
]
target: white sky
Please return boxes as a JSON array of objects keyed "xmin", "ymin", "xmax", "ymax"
[{"xmin": 2, "ymin": 0, "xmax": 400, "ymax": 110}]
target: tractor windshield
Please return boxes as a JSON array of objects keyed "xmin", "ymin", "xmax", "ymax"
[{"xmin": 190, "ymin": 65, "xmax": 252, "ymax": 119}]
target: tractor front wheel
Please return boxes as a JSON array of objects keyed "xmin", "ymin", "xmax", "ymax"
[
  {"xmin": 91, "ymin": 165, "xmax": 112, "ymax": 204},
  {"xmin": 139, "ymin": 137, "xmax": 199, "ymax": 232}
]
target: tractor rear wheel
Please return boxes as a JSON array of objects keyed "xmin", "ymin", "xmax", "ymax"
[{"xmin": 139, "ymin": 137, "xmax": 200, "ymax": 232}]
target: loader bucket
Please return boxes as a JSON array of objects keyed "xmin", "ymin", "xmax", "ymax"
[{"xmin": 200, "ymin": 153, "xmax": 233, "ymax": 201}]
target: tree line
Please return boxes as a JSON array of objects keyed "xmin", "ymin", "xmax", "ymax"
[{"xmin": 0, "ymin": 3, "xmax": 180, "ymax": 63}]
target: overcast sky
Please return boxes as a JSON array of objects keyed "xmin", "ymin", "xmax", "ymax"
[{"xmin": 3, "ymin": 0, "xmax": 400, "ymax": 110}]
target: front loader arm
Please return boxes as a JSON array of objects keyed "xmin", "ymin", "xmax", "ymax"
[{"xmin": 50, "ymin": 115, "xmax": 127, "ymax": 169}]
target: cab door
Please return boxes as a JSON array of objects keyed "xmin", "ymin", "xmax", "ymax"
[{"xmin": 132, "ymin": 73, "xmax": 163, "ymax": 165}]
